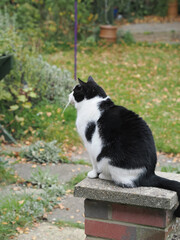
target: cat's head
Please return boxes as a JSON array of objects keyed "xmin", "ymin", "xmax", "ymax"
[{"xmin": 69, "ymin": 76, "xmax": 107, "ymax": 106}]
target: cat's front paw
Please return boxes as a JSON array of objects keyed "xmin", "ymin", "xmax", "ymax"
[
  {"xmin": 87, "ymin": 170, "xmax": 98, "ymax": 179},
  {"xmin": 99, "ymin": 173, "xmax": 112, "ymax": 180}
]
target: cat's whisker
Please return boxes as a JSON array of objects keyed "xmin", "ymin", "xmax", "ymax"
[{"xmin": 62, "ymin": 99, "xmax": 71, "ymax": 115}]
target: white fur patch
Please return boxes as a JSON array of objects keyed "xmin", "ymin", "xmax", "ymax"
[
  {"xmin": 73, "ymin": 95, "xmax": 109, "ymax": 177},
  {"xmin": 97, "ymin": 157, "xmax": 111, "ymax": 177},
  {"xmin": 97, "ymin": 157, "xmax": 145, "ymax": 185},
  {"xmin": 98, "ymin": 157, "xmax": 112, "ymax": 181},
  {"xmin": 75, "ymin": 96, "xmax": 108, "ymax": 163},
  {"xmin": 109, "ymin": 165, "xmax": 146, "ymax": 187}
]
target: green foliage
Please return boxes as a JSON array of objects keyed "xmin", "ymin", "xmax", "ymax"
[
  {"xmin": 65, "ymin": 172, "xmax": 87, "ymax": 191},
  {"xmin": 117, "ymin": 0, "xmax": 169, "ymax": 18},
  {"xmin": 117, "ymin": 30, "xmax": 136, "ymax": 44},
  {"xmin": 22, "ymin": 140, "xmax": 62, "ymax": 164},
  {"xmin": 0, "ymin": 82, "xmax": 12, "ymax": 101},
  {"xmin": 55, "ymin": 220, "xmax": 84, "ymax": 229},
  {"xmin": 94, "ymin": 0, "xmax": 115, "ymax": 24},
  {"xmin": 30, "ymin": 167, "xmax": 60, "ymax": 188},
  {"xmin": 0, "ymin": 167, "xmax": 65, "ymax": 239},
  {"xmin": 0, "ymin": 193, "xmax": 44, "ymax": 239},
  {"xmin": 0, "ymin": 9, "xmax": 73, "ymax": 102},
  {"xmin": 1, "ymin": 0, "xmax": 96, "ymax": 45},
  {"xmin": 0, "ymin": 100, "xmax": 78, "ymax": 145},
  {"xmin": 161, "ymin": 166, "xmax": 180, "ymax": 174},
  {"xmin": 29, "ymin": 167, "xmax": 65, "ymax": 210},
  {"xmin": 16, "ymin": 3, "xmax": 42, "ymax": 41},
  {"xmin": 24, "ymin": 55, "xmax": 74, "ymax": 104},
  {"xmin": 94, "ymin": 0, "xmax": 170, "ymax": 24},
  {"xmin": 0, "ymin": 9, "xmax": 74, "ymax": 137},
  {"xmin": 48, "ymin": 43, "xmax": 180, "ymax": 154},
  {"xmin": 0, "ymin": 159, "xmax": 16, "ymax": 185}
]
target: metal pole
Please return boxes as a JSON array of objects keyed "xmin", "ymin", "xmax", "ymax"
[{"xmin": 74, "ymin": 0, "xmax": 78, "ymax": 81}]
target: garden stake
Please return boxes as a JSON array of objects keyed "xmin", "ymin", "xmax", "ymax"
[{"xmin": 74, "ymin": 0, "xmax": 78, "ymax": 81}]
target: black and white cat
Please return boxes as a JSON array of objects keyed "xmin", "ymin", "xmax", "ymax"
[{"xmin": 69, "ymin": 76, "xmax": 180, "ymax": 217}]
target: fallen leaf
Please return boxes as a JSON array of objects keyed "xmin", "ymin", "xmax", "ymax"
[
  {"xmin": 66, "ymin": 189, "xmax": 72, "ymax": 194},
  {"xmin": 13, "ymin": 187, "xmax": 21, "ymax": 191},
  {"xmin": 58, "ymin": 203, "xmax": 65, "ymax": 209},
  {"xmin": 37, "ymin": 197, "xmax": 42, "ymax": 201},
  {"xmin": 16, "ymin": 227, "xmax": 23, "ymax": 234},
  {"xmin": 46, "ymin": 112, "xmax": 52, "ymax": 117},
  {"xmin": 76, "ymin": 221, "xmax": 82, "ymax": 224},
  {"xmin": 27, "ymin": 182, "xmax": 32, "ymax": 187},
  {"xmin": 42, "ymin": 213, "xmax": 48, "ymax": 220},
  {"xmin": 18, "ymin": 200, "xmax": 25, "ymax": 205},
  {"xmin": 32, "ymin": 164, "xmax": 37, "ymax": 168}
]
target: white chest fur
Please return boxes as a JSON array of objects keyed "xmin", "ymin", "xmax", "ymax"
[{"xmin": 76, "ymin": 97, "xmax": 106, "ymax": 160}]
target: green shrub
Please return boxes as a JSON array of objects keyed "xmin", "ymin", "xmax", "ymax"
[
  {"xmin": 1, "ymin": 0, "xmax": 96, "ymax": 45},
  {"xmin": 29, "ymin": 167, "xmax": 65, "ymax": 210},
  {"xmin": 94, "ymin": 0, "xmax": 169, "ymax": 24},
  {"xmin": 22, "ymin": 140, "xmax": 63, "ymax": 164},
  {"xmin": 161, "ymin": 166, "xmax": 180, "ymax": 174},
  {"xmin": 117, "ymin": 30, "xmax": 135, "ymax": 44},
  {"xmin": 0, "ymin": 159, "xmax": 16, "ymax": 185},
  {"xmin": 0, "ymin": 193, "xmax": 45, "ymax": 239},
  {"xmin": 30, "ymin": 167, "xmax": 60, "ymax": 188},
  {"xmin": 25, "ymin": 55, "xmax": 74, "ymax": 104},
  {"xmin": 0, "ymin": 9, "xmax": 74, "ymax": 140},
  {"xmin": 0, "ymin": 170, "xmax": 65, "ymax": 239},
  {"xmin": 0, "ymin": 9, "xmax": 74, "ymax": 103},
  {"xmin": 16, "ymin": 3, "xmax": 42, "ymax": 41}
]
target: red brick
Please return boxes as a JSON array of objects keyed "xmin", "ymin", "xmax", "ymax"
[
  {"xmin": 112, "ymin": 204, "xmax": 170, "ymax": 228},
  {"xmin": 85, "ymin": 219, "xmax": 136, "ymax": 240},
  {"xmin": 85, "ymin": 199, "xmax": 111, "ymax": 220},
  {"xmin": 85, "ymin": 219, "xmax": 169, "ymax": 240}
]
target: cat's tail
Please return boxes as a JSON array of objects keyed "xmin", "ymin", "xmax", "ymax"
[{"xmin": 140, "ymin": 174, "xmax": 180, "ymax": 217}]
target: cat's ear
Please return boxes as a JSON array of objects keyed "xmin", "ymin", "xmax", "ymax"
[
  {"xmin": 78, "ymin": 78, "xmax": 86, "ymax": 87},
  {"xmin": 88, "ymin": 76, "xmax": 95, "ymax": 83}
]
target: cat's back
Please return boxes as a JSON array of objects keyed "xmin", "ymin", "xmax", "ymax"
[
  {"xmin": 98, "ymin": 102, "xmax": 157, "ymax": 170},
  {"xmin": 98, "ymin": 102, "xmax": 154, "ymax": 144}
]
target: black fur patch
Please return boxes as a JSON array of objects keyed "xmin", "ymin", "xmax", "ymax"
[
  {"xmin": 85, "ymin": 121, "xmax": 96, "ymax": 142},
  {"xmin": 98, "ymin": 98, "xmax": 114, "ymax": 111}
]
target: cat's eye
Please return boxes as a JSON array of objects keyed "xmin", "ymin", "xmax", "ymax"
[{"xmin": 76, "ymin": 85, "xmax": 82, "ymax": 90}]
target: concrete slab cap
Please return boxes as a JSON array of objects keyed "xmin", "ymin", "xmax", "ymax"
[{"xmin": 74, "ymin": 172, "xmax": 180, "ymax": 210}]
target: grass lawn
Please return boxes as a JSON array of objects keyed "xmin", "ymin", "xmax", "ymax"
[{"xmin": 46, "ymin": 43, "xmax": 180, "ymax": 154}]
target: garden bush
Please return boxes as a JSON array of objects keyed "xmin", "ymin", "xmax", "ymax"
[
  {"xmin": 0, "ymin": 9, "xmax": 74, "ymax": 105},
  {"xmin": 24, "ymin": 55, "xmax": 74, "ymax": 104},
  {"xmin": 0, "ymin": 159, "xmax": 16, "ymax": 185},
  {"xmin": 22, "ymin": 140, "xmax": 63, "ymax": 164},
  {"xmin": 0, "ymin": 9, "xmax": 74, "ymax": 140},
  {"xmin": 1, "ymin": 0, "xmax": 97, "ymax": 45},
  {"xmin": 0, "ymin": 167, "xmax": 65, "ymax": 239},
  {"xmin": 94, "ymin": 0, "xmax": 172, "ymax": 24},
  {"xmin": 117, "ymin": 30, "xmax": 136, "ymax": 44}
]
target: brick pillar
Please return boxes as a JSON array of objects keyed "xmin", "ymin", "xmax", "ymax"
[
  {"xmin": 84, "ymin": 199, "xmax": 174, "ymax": 240},
  {"xmin": 74, "ymin": 174, "xmax": 180, "ymax": 240}
]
